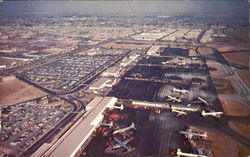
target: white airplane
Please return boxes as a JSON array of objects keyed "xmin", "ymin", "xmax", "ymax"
[
  {"xmin": 113, "ymin": 123, "xmax": 133, "ymax": 138},
  {"xmin": 172, "ymin": 109, "xmax": 187, "ymax": 117},
  {"xmin": 198, "ymin": 97, "xmax": 209, "ymax": 106},
  {"xmin": 177, "ymin": 56, "xmax": 185, "ymax": 60},
  {"xmin": 191, "ymin": 57, "xmax": 198, "ymax": 60},
  {"xmin": 110, "ymin": 104, "xmax": 124, "ymax": 110},
  {"xmin": 173, "ymin": 87, "xmax": 189, "ymax": 94},
  {"xmin": 113, "ymin": 137, "xmax": 130, "ymax": 151},
  {"xmin": 113, "ymin": 123, "xmax": 136, "ymax": 135},
  {"xmin": 107, "ymin": 137, "xmax": 134, "ymax": 150},
  {"xmin": 99, "ymin": 121, "xmax": 113, "ymax": 128},
  {"xmin": 176, "ymin": 148, "xmax": 208, "ymax": 157},
  {"xmin": 162, "ymin": 61, "xmax": 170, "ymax": 64},
  {"xmin": 167, "ymin": 95, "xmax": 182, "ymax": 103},
  {"xmin": 113, "ymin": 137, "xmax": 136, "ymax": 153},
  {"xmin": 179, "ymin": 129, "xmax": 207, "ymax": 140},
  {"xmin": 201, "ymin": 110, "xmax": 223, "ymax": 118},
  {"xmin": 177, "ymin": 62, "xmax": 186, "ymax": 66}
]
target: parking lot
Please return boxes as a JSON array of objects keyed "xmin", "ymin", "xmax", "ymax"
[
  {"xmin": 0, "ymin": 100, "xmax": 71, "ymax": 154},
  {"xmin": 23, "ymin": 53, "xmax": 123, "ymax": 92}
]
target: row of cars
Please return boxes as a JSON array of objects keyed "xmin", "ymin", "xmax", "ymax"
[{"xmin": 0, "ymin": 99, "xmax": 70, "ymax": 154}]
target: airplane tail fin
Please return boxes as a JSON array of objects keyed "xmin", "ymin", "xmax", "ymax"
[
  {"xmin": 201, "ymin": 110, "xmax": 205, "ymax": 116},
  {"xmin": 204, "ymin": 131, "xmax": 207, "ymax": 138},
  {"xmin": 131, "ymin": 123, "xmax": 136, "ymax": 130},
  {"xmin": 120, "ymin": 104, "xmax": 124, "ymax": 110},
  {"xmin": 110, "ymin": 121, "xmax": 114, "ymax": 128},
  {"xmin": 177, "ymin": 148, "xmax": 181, "ymax": 154}
]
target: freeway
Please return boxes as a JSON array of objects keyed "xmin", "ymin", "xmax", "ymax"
[{"xmin": 68, "ymin": 95, "xmax": 86, "ymax": 111}]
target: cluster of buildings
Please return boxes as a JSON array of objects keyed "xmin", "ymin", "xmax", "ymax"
[
  {"xmin": 131, "ymin": 28, "xmax": 203, "ymax": 42},
  {"xmin": 200, "ymin": 28, "xmax": 226, "ymax": 43},
  {"xmin": 146, "ymin": 46, "xmax": 164, "ymax": 56},
  {"xmin": 87, "ymin": 53, "xmax": 141, "ymax": 94},
  {"xmin": 131, "ymin": 31, "xmax": 168, "ymax": 41},
  {"xmin": 0, "ymin": 24, "xmax": 79, "ymax": 62},
  {"xmin": 0, "ymin": 16, "xmax": 157, "ymax": 69},
  {"xmin": 0, "ymin": 15, "xmax": 234, "ymax": 72},
  {"xmin": 160, "ymin": 28, "xmax": 202, "ymax": 42},
  {"xmin": 131, "ymin": 25, "xmax": 229, "ymax": 44}
]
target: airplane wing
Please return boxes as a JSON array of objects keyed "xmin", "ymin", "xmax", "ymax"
[
  {"xmin": 114, "ymin": 123, "xmax": 121, "ymax": 129},
  {"xmin": 176, "ymin": 112, "xmax": 182, "ymax": 117},
  {"xmin": 188, "ymin": 134, "xmax": 192, "ymax": 140},
  {"xmin": 113, "ymin": 137, "xmax": 130, "ymax": 151},
  {"xmin": 124, "ymin": 137, "xmax": 134, "ymax": 144}
]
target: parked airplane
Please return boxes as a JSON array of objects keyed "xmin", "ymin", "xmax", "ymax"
[
  {"xmin": 113, "ymin": 123, "xmax": 136, "ymax": 135},
  {"xmin": 167, "ymin": 95, "xmax": 182, "ymax": 103},
  {"xmin": 162, "ymin": 61, "xmax": 170, "ymax": 64},
  {"xmin": 187, "ymin": 104, "xmax": 192, "ymax": 107},
  {"xmin": 173, "ymin": 87, "xmax": 189, "ymax": 94},
  {"xmin": 177, "ymin": 61, "xmax": 186, "ymax": 66},
  {"xmin": 110, "ymin": 104, "xmax": 124, "ymax": 110},
  {"xmin": 113, "ymin": 123, "xmax": 133, "ymax": 138},
  {"xmin": 107, "ymin": 137, "xmax": 134, "ymax": 150},
  {"xmin": 172, "ymin": 109, "xmax": 187, "ymax": 117},
  {"xmin": 198, "ymin": 97, "xmax": 209, "ymax": 106},
  {"xmin": 191, "ymin": 57, "xmax": 198, "ymax": 60},
  {"xmin": 176, "ymin": 148, "xmax": 208, "ymax": 157},
  {"xmin": 201, "ymin": 110, "xmax": 223, "ymax": 118},
  {"xmin": 99, "ymin": 121, "xmax": 113, "ymax": 128},
  {"xmin": 179, "ymin": 129, "xmax": 207, "ymax": 140}
]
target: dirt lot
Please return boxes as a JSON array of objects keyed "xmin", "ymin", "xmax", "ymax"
[
  {"xmin": 220, "ymin": 99, "xmax": 250, "ymax": 117},
  {"xmin": 0, "ymin": 77, "xmax": 48, "ymax": 106},
  {"xmin": 222, "ymin": 51, "xmax": 250, "ymax": 67},
  {"xmin": 0, "ymin": 58, "xmax": 24, "ymax": 68},
  {"xmin": 229, "ymin": 122, "xmax": 250, "ymax": 140},
  {"xmin": 188, "ymin": 49, "xmax": 198, "ymax": 56},
  {"xmin": 198, "ymin": 47, "xmax": 214, "ymax": 55},
  {"xmin": 214, "ymin": 46, "xmax": 248, "ymax": 52},
  {"xmin": 190, "ymin": 126, "xmax": 250, "ymax": 157},
  {"xmin": 236, "ymin": 70, "xmax": 250, "ymax": 88},
  {"xmin": 224, "ymin": 29, "xmax": 250, "ymax": 43},
  {"xmin": 212, "ymin": 78, "xmax": 237, "ymax": 95},
  {"xmin": 211, "ymin": 28, "xmax": 249, "ymax": 44}
]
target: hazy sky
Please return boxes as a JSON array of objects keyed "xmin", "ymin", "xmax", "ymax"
[{"xmin": 0, "ymin": 1, "xmax": 249, "ymax": 16}]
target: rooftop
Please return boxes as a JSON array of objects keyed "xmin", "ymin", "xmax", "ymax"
[{"xmin": 44, "ymin": 97, "xmax": 117, "ymax": 157}]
